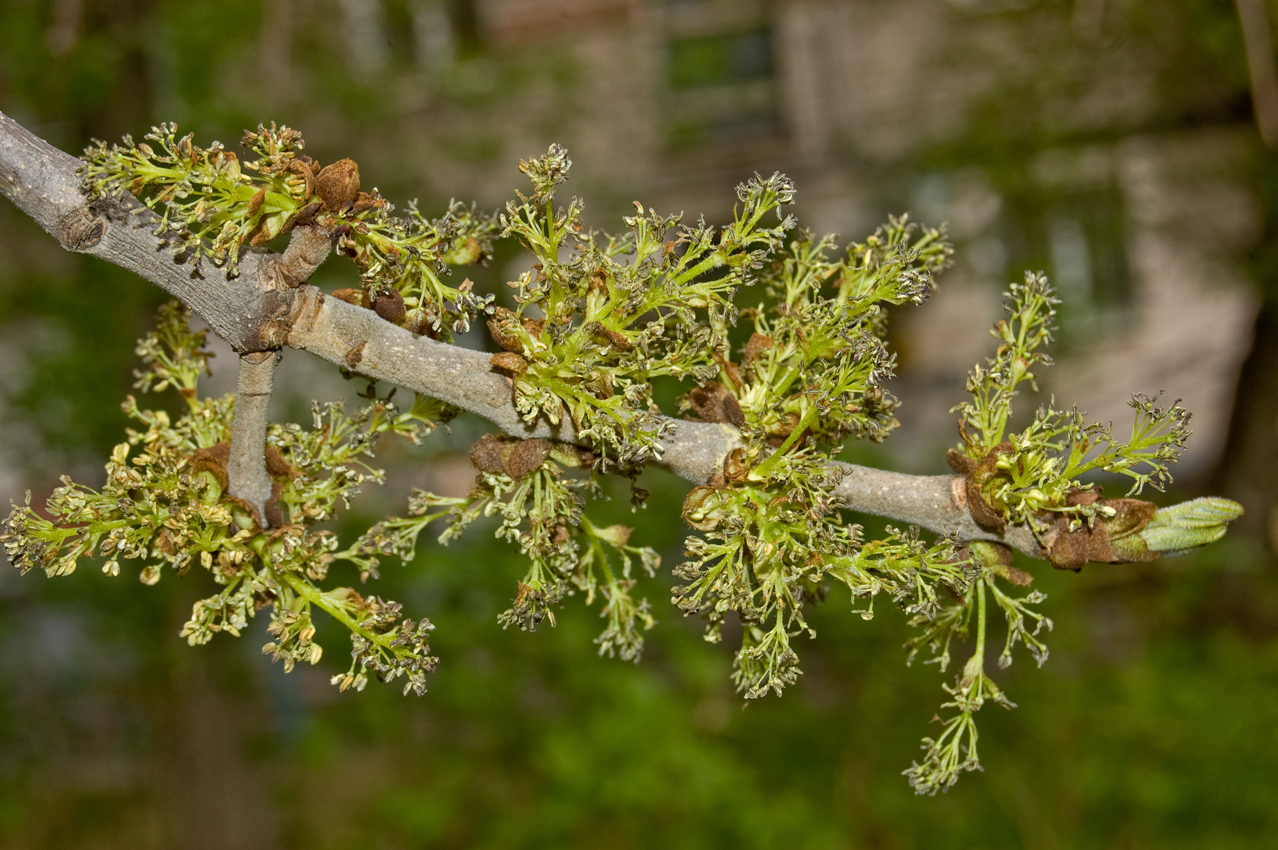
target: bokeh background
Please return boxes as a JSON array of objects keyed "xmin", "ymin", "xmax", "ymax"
[{"xmin": 2, "ymin": 1, "xmax": 1277, "ymax": 847}]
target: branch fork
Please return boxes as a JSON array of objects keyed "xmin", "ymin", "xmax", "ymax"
[{"xmin": 226, "ymin": 224, "xmax": 332, "ymax": 527}]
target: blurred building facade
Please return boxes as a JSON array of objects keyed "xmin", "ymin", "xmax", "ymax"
[{"xmin": 391, "ymin": 0, "xmax": 1259, "ymax": 476}]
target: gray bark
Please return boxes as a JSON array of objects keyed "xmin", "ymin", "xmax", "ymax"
[
  {"xmin": 227, "ymin": 351, "xmax": 278, "ymax": 526},
  {"xmin": 0, "ymin": 111, "xmax": 296, "ymax": 352}
]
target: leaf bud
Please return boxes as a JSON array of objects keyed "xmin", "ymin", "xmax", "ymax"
[
  {"xmin": 371, "ymin": 286, "xmax": 408, "ymax": 327},
  {"xmin": 682, "ymin": 485, "xmax": 727, "ymax": 531},
  {"xmin": 469, "ymin": 433, "xmax": 551, "ymax": 479},
  {"xmin": 486, "ymin": 307, "xmax": 526, "ymax": 353},
  {"xmin": 315, "ymin": 158, "xmax": 361, "ymax": 211},
  {"xmin": 247, "ymin": 187, "xmax": 266, "ymax": 218},
  {"xmin": 490, "ymin": 352, "xmax": 529, "ymax": 374}
]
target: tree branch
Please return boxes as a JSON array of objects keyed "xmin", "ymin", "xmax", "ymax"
[
  {"xmin": 227, "ymin": 350, "xmax": 278, "ymax": 526},
  {"xmin": 0, "ymin": 109, "xmax": 1049, "ymax": 559},
  {"xmin": 0, "ymin": 111, "xmax": 298, "ymax": 352}
]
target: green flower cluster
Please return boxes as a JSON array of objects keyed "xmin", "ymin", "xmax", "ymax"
[
  {"xmin": 678, "ymin": 448, "xmax": 972, "ymax": 700},
  {"xmin": 724, "ymin": 218, "xmax": 951, "ymax": 448},
  {"xmin": 901, "ymin": 541, "xmax": 1051, "ymax": 793},
  {"xmin": 2, "ymin": 305, "xmax": 443, "ymax": 696},
  {"xmin": 493, "ymin": 145, "xmax": 797, "ymax": 468},
  {"xmin": 352, "ymin": 435, "xmax": 661, "ymax": 662},
  {"xmin": 950, "ymin": 273, "xmax": 1191, "ymax": 531},
  {"xmin": 81, "ymin": 123, "xmax": 498, "ymax": 335},
  {"xmin": 900, "ymin": 274, "xmax": 1241, "ymax": 792},
  {"xmin": 666, "ymin": 216, "xmax": 958, "ymax": 699}
]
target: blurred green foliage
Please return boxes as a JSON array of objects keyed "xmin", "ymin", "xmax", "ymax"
[{"xmin": 2, "ymin": 0, "xmax": 1277, "ymax": 847}]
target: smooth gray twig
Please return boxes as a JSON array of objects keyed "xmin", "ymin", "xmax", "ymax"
[{"xmin": 227, "ymin": 350, "xmax": 278, "ymax": 526}]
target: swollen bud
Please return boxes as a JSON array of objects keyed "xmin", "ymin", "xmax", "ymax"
[
  {"xmin": 315, "ymin": 158, "xmax": 361, "ymax": 211},
  {"xmin": 1134, "ymin": 497, "xmax": 1244, "ymax": 557}
]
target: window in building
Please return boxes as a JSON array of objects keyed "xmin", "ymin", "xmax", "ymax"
[
  {"xmin": 999, "ymin": 148, "xmax": 1132, "ymax": 346},
  {"xmin": 910, "ymin": 152, "xmax": 1131, "ymax": 350},
  {"xmin": 661, "ymin": 0, "xmax": 781, "ymax": 149}
]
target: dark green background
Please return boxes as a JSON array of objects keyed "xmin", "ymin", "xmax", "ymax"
[{"xmin": 1, "ymin": 1, "xmax": 1275, "ymax": 847}]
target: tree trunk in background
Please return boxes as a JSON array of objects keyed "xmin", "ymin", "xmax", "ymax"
[
  {"xmin": 158, "ymin": 648, "xmax": 281, "ymax": 850},
  {"xmin": 1213, "ymin": 301, "xmax": 1278, "ymax": 557},
  {"xmin": 1212, "ymin": 150, "xmax": 1278, "ymax": 560}
]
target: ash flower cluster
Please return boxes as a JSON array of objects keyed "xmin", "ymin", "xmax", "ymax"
[{"xmin": 1, "ymin": 127, "xmax": 1244, "ymax": 795}]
